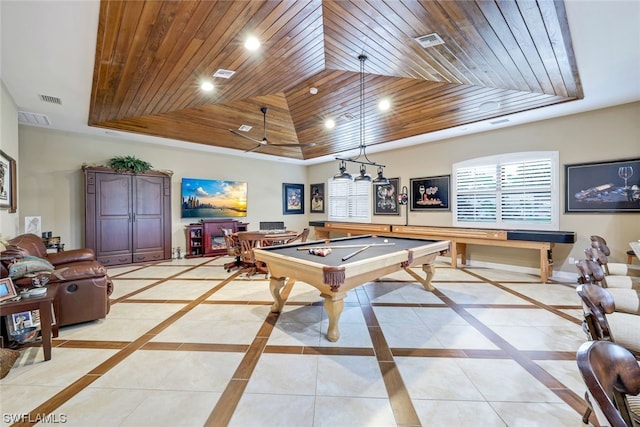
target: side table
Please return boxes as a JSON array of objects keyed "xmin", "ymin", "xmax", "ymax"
[{"xmin": 0, "ymin": 285, "xmax": 58, "ymax": 361}]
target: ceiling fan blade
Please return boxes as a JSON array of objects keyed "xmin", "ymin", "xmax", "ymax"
[{"xmin": 230, "ymin": 129, "xmax": 264, "ymax": 145}]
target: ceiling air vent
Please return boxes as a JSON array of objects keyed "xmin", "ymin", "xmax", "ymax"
[
  {"xmin": 490, "ymin": 118, "xmax": 510, "ymax": 125},
  {"xmin": 38, "ymin": 94, "xmax": 62, "ymax": 104},
  {"xmin": 18, "ymin": 111, "xmax": 51, "ymax": 126},
  {"xmin": 238, "ymin": 125, "xmax": 252, "ymax": 132},
  {"xmin": 415, "ymin": 33, "xmax": 445, "ymax": 49},
  {"xmin": 213, "ymin": 69, "xmax": 235, "ymax": 79}
]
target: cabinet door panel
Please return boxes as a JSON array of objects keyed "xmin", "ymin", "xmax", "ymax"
[
  {"xmin": 96, "ymin": 173, "xmax": 133, "ymax": 259},
  {"xmin": 133, "ymin": 175, "xmax": 165, "ymax": 253}
]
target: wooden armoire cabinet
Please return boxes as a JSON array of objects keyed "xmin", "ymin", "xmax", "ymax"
[{"xmin": 84, "ymin": 166, "xmax": 172, "ymax": 266}]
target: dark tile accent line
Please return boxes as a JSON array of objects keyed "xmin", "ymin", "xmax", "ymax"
[
  {"xmin": 434, "ymin": 271, "xmax": 589, "ymax": 418},
  {"xmin": 356, "ymin": 286, "xmax": 421, "ymax": 425}
]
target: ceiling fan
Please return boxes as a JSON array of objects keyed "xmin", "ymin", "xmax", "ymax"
[{"xmin": 230, "ymin": 107, "xmax": 315, "ymax": 152}]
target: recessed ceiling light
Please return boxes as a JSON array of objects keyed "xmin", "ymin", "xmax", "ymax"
[
  {"xmin": 378, "ymin": 99, "xmax": 391, "ymax": 111},
  {"xmin": 310, "ymin": 87, "xmax": 318, "ymax": 95},
  {"xmin": 201, "ymin": 81, "xmax": 214, "ymax": 91},
  {"xmin": 245, "ymin": 36, "xmax": 260, "ymax": 51},
  {"xmin": 325, "ymin": 119, "xmax": 335, "ymax": 129}
]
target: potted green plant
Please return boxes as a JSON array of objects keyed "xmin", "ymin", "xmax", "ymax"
[{"xmin": 107, "ymin": 156, "xmax": 153, "ymax": 173}]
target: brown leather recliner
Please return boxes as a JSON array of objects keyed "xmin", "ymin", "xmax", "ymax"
[{"xmin": 0, "ymin": 233, "xmax": 113, "ymax": 327}]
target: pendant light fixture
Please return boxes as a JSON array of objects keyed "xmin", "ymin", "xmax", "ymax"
[{"xmin": 333, "ymin": 54, "xmax": 388, "ymax": 184}]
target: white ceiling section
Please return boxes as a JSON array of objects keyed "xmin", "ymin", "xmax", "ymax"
[{"xmin": 1, "ymin": 1, "xmax": 639, "ymax": 165}]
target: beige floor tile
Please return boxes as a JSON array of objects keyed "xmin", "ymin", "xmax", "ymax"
[
  {"xmin": 314, "ymin": 396, "xmax": 397, "ymax": 427},
  {"xmin": 431, "ymin": 267, "xmax": 483, "ymax": 282},
  {"xmin": 57, "ymin": 318, "xmax": 167, "ymax": 341},
  {"xmin": 157, "ymin": 257, "xmax": 210, "ymax": 266},
  {"xmin": 395, "ymin": 357, "xmax": 485, "ymax": 400},
  {"xmin": 90, "ymin": 350, "xmax": 242, "ymax": 392},
  {"xmin": 534, "ymin": 360, "xmax": 587, "ymax": 397},
  {"xmin": 381, "ymin": 322, "xmax": 444, "ymax": 349},
  {"xmin": 456, "ymin": 358, "xmax": 562, "ymax": 402},
  {"xmin": 490, "ymin": 401, "xmax": 584, "ymax": 426},
  {"xmin": 207, "ymin": 280, "xmax": 273, "ymax": 301},
  {"xmin": 130, "ymin": 279, "xmax": 218, "ymax": 300},
  {"xmin": 316, "ymin": 355, "xmax": 387, "ymax": 398},
  {"xmin": 412, "ymin": 306, "xmax": 472, "ymax": 327},
  {"xmin": 466, "ymin": 307, "xmax": 577, "ymax": 326},
  {"xmin": 174, "ymin": 265, "xmax": 233, "ymax": 279},
  {"xmin": 430, "ymin": 325, "xmax": 500, "ymax": 350},
  {"xmin": 364, "ymin": 281, "xmax": 444, "ymax": 304},
  {"xmin": 230, "ymin": 393, "xmax": 315, "ymax": 427},
  {"xmin": 500, "ymin": 283, "xmax": 581, "ymax": 306},
  {"xmin": 104, "ymin": 302, "xmax": 187, "ymax": 320},
  {"xmin": 151, "ymin": 318, "xmax": 266, "ymax": 344},
  {"xmin": 437, "ymin": 283, "xmax": 532, "ymax": 305},
  {"xmin": 2, "ymin": 347, "xmax": 118, "ymax": 386},
  {"xmin": 119, "ymin": 390, "xmax": 221, "ymax": 427},
  {"xmin": 487, "ymin": 324, "xmax": 585, "ymax": 351},
  {"xmin": 109, "ymin": 279, "xmax": 159, "ymax": 299},
  {"xmin": 116, "ymin": 265, "xmax": 192, "ymax": 279},
  {"xmin": 245, "ymin": 354, "xmax": 318, "ymax": 395},
  {"xmin": 469, "ymin": 268, "xmax": 543, "ymax": 283},
  {"xmin": 0, "ymin": 384, "xmax": 68, "ymax": 424},
  {"xmin": 413, "ymin": 400, "xmax": 507, "ymax": 426},
  {"xmin": 319, "ymin": 319, "xmax": 373, "ymax": 347},
  {"xmin": 267, "ymin": 320, "xmax": 323, "ymax": 346}
]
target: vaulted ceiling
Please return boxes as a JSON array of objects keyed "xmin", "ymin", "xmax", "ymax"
[{"xmin": 89, "ymin": 0, "xmax": 582, "ymax": 161}]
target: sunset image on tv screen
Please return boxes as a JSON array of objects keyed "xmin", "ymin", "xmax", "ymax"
[{"xmin": 181, "ymin": 178, "xmax": 247, "ymax": 218}]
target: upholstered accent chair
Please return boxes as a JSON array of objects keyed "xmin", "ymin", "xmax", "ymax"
[{"xmin": 1, "ymin": 233, "xmax": 113, "ymax": 327}]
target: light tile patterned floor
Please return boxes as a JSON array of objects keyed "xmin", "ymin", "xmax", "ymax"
[{"xmin": 0, "ymin": 257, "xmax": 592, "ymax": 426}]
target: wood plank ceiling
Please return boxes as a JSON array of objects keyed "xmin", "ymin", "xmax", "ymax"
[{"xmin": 89, "ymin": 0, "xmax": 582, "ymax": 161}]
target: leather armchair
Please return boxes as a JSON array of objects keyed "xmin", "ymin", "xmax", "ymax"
[{"xmin": 1, "ymin": 233, "xmax": 113, "ymax": 327}]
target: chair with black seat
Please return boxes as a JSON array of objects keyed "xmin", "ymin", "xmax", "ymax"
[
  {"xmin": 576, "ymin": 340, "xmax": 640, "ymax": 427},
  {"xmin": 285, "ymin": 228, "xmax": 309, "ymax": 244},
  {"xmin": 221, "ymin": 228, "xmax": 242, "ymax": 272},
  {"xmin": 236, "ymin": 231, "xmax": 269, "ymax": 278}
]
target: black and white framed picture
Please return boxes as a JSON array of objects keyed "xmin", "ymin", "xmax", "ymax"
[
  {"xmin": 409, "ymin": 175, "xmax": 450, "ymax": 211},
  {"xmin": 373, "ymin": 178, "xmax": 400, "ymax": 215}
]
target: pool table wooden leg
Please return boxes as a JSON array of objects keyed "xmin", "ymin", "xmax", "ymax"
[
  {"xmin": 402, "ymin": 263, "xmax": 436, "ymax": 291},
  {"xmin": 269, "ymin": 276, "xmax": 287, "ymax": 313},
  {"xmin": 322, "ymin": 295, "xmax": 344, "ymax": 342}
]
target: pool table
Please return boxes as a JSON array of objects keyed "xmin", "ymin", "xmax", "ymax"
[{"xmin": 253, "ymin": 235, "xmax": 450, "ymax": 342}]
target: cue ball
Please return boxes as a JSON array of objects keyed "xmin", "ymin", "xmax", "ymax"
[{"xmin": 383, "ymin": 239, "xmax": 388, "ymax": 243}]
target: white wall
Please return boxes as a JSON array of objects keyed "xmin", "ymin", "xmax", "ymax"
[
  {"xmin": 16, "ymin": 127, "xmax": 308, "ymax": 250},
  {"xmin": 309, "ymin": 101, "xmax": 640, "ymax": 275},
  {"xmin": 0, "ymin": 81, "xmax": 20, "ymax": 239}
]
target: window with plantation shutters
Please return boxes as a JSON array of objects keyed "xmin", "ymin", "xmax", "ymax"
[
  {"xmin": 327, "ymin": 179, "xmax": 371, "ymax": 222},
  {"xmin": 453, "ymin": 152, "xmax": 559, "ymax": 230}
]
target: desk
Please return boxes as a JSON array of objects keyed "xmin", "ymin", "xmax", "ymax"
[
  {"xmin": 0, "ymin": 285, "xmax": 58, "ymax": 361},
  {"xmin": 254, "ymin": 235, "xmax": 449, "ymax": 342}
]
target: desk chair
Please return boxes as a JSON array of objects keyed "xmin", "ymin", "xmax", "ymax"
[
  {"xmin": 221, "ymin": 228, "xmax": 242, "ymax": 272},
  {"xmin": 576, "ymin": 340, "xmax": 640, "ymax": 427},
  {"xmin": 236, "ymin": 231, "xmax": 269, "ymax": 278}
]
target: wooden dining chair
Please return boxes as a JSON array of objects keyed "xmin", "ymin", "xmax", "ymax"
[
  {"xmin": 576, "ymin": 340, "xmax": 640, "ymax": 427},
  {"xmin": 285, "ymin": 228, "xmax": 309, "ymax": 244},
  {"xmin": 221, "ymin": 228, "xmax": 242, "ymax": 272},
  {"xmin": 236, "ymin": 231, "xmax": 269, "ymax": 278}
]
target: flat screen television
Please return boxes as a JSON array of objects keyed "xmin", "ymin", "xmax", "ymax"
[{"xmin": 181, "ymin": 178, "xmax": 247, "ymax": 218}]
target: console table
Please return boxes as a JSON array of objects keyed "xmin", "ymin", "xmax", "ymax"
[{"xmin": 0, "ymin": 285, "xmax": 58, "ymax": 361}]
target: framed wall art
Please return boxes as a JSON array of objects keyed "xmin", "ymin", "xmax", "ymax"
[
  {"xmin": 565, "ymin": 157, "xmax": 640, "ymax": 213},
  {"xmin": 283, "ymin": 183, "xmax": 304, "ymax": 215},
  {"xmin": 310, "ymin": 183, "xmax": 325, "ymax": 213},
  {"xmin": 0, "ymin": 149, "xmax": 17, "ymax": 213},
  {"xmin": 0, "ymin": 277, "xmax": 18, "ymax": 303},
  {"xmin": 373, "ymin": 178, "xmax": 400, "ymax": 215},
  {"xmin": 410, "ymin": 175, "xmax": 450, "ymax": 211}
]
